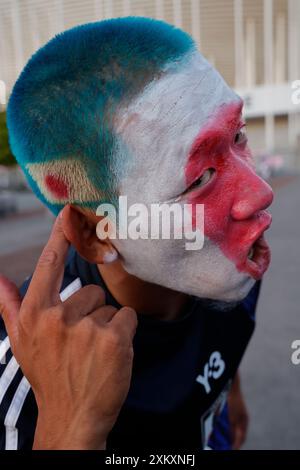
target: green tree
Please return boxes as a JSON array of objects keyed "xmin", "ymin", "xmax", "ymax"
[{"xmin": 0, "ymin": 111, "xmax": 16, "ymax": 166}]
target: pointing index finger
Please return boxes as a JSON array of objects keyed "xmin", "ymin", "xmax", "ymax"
[{"xmin": 25, "ymin": 208, "xmax": 70, "ymax": 309}]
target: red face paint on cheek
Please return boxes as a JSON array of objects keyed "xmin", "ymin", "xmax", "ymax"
[
  {"xmin": 45, "ymin": 174, "xmax": 69, "ymax": 199},
  {"xmin": 184, "ymin": 102, "xmax": 273, "ymax": 279}
]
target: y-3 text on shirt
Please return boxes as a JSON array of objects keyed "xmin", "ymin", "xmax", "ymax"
[{"xmin": 196, "ymin": 351, "xmax": 225, "ymax": 394}]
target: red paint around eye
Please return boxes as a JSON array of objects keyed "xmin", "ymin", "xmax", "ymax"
[
  {"xmin": 186, "ymin": 102, "xmax": 243, "ymax": 185},
  {"xmin": 45, "ymin": 174, "xmax": 69, "ymax": 199},
  {"xmin": 184, "ymin": 101, "xmax": 273, "ymax": 280}
]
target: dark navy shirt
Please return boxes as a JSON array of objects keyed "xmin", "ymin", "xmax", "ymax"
[{"xmin": 0, "ymin": 248, "xmax": 259, "ymax": 450}]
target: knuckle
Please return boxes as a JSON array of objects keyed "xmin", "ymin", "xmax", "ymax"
[
  {"xmin": 122, "ymin": 306, "xmax": 137, "ymax": 323},
  {"xmin": 83, "ymin": 284, "xmax": 105, "ymax": 297},
  {"xmin": 92, "ymin": 305, "xmax": 117, "ymax": 322},
  {"xmin": 81, "ymin": 285, "xmax": 106, "ymax": 305},
  {"xmin": 104, "ymin": 305, "xmax": 118, "ymax": 316},
  {"xmin": 52, "ymin": 304, "xmax": 65, "ymax": 317},
  {"xmin": 18, "ymin": 307, "xmax": 32, "ymax": 331},
  {"xmin": 38, "ymin": 249, "xmax": 59, "ymax": 268},
  {"xmin": 21, "ymin": 298, "xmax": 33, "ymax": 313},
  {"xmin": 117, "ymin": 308, "xmax": 137, "ymax": 335},
  {"xmin": 45, "ymin": 306, "xmax": 65, "ymax": 329},
  {"xmin": 103, "ymin": 327, "xmax": 123, "ymax": 350},
  {"xmin": 81, "ymin": 317, "xmax": 96, "ymax": 337}
]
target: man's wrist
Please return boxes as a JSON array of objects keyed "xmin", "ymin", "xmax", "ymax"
[{"xmin": 33, "ymin": 414, "xmax": 107, "ymax": 450}]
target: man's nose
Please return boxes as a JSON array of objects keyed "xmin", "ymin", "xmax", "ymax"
[{"xmin": 231, "ymin": 165, "xmax": 274, "ymax": 221}]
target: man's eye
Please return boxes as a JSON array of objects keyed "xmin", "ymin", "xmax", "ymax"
[
  {"xmin": 234, "ymin": 126, "xmax": 247, "ymax": 145},
  {"xmin": 187, "ymin": 168, "xmax": 215, "ymax": 192}
]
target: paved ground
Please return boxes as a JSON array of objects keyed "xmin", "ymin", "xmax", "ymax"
[
  {"xmin": 0, "ymin": 191, "xmax": 54, "ymax": 286},
  {"xmin": 241, "ymin": 176, "xmax": 300, "ymax": 449},
  {"xmin": 0, "ymin": 180, "xmax": 299, "ymax": 449}
]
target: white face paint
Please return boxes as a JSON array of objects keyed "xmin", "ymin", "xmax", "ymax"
[{"xmin": 108, "ymin": 51, "xmax": 271, "ymax": 302}]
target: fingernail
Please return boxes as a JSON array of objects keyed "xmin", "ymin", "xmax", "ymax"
[{"xmin": 103, "ymin": 249, "xmax": 118, "ymax": 264}]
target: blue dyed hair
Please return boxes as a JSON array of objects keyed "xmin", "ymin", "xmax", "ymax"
[{"xmin": 7, "ymin": 16, "xmax": 195, "ymax": 215}]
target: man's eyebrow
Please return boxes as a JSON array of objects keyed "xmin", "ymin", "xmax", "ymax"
[{"xmin": 188, "ymin": 100, "xmax": 244, "ymax": 157}]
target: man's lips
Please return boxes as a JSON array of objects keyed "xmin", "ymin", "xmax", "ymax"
[
  {"xmin": 244, "ymin": 235, "xmax": 271, "ymax": 280},
  {"xmin": 239, "ymin": 212, "xmax": 272, "ymax": 280}
]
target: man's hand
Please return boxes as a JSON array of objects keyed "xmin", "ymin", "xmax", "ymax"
[
  {"xmin": 0, "ymin": 210, "xmax": 137, "ymax": 450},
  {"xmin": 227, "ymin": 372, "xmax": 249, "ymax": 450}
]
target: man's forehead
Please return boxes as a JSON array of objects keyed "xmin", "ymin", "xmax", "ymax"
[{"xmin": 116, "ymin": 51, "xmax": 240, "ymax": 139}]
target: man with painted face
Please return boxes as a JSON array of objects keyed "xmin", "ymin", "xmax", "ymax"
[{"xmin": 0, "ymin": 17, "xmax": 273, "ymax": 450}]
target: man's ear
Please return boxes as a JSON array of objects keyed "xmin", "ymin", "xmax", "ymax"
[{"xmin": 61, "ymin": 204, "xmax": 118, "ymax": 264}]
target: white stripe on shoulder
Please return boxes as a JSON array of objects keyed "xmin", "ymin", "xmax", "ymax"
[
  {"xmin": 4, "ymin": 376, "xmax": 31, "ymax": 450},
  {"xmin": 0, "ymin": 356, "xmax": 19, "ymax": 404},
  {"xmin": 59, "ymin": 277, "xmax": 82, "ymax": 301},
  {"xmin": 0, "ymin": 336, "xmax": 10, "ymax": 365}
]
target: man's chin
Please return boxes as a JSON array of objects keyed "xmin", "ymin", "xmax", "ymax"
[{"xmin": 194, "ymin": 274, "xmax": 256, "ymax": 310}]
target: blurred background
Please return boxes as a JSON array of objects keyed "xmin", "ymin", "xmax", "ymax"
[{"xmin": 0, "ymin": 0, "xmax": 299, "ymax": 449}]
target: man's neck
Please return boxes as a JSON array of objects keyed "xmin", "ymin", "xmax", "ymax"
[{"xmin": 97, "ymin": 261, "xmax": 190, "ymax": 322}]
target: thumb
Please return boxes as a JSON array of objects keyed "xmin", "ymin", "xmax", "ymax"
[{"xmin": 0, "ymin": 275, "xmax": 21, "ymax": 345}]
